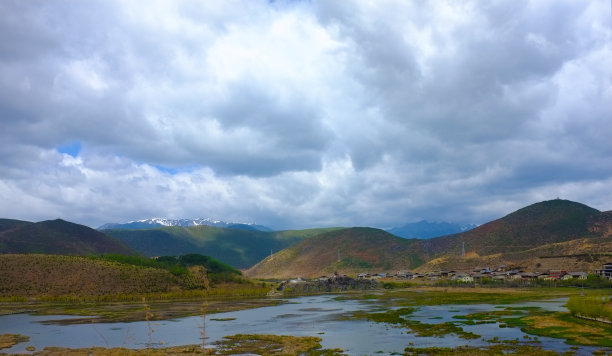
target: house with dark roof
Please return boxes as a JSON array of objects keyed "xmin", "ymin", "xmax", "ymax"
[{"xmin": 595, "ymin": 262, "xmax": 612, "ymax": 279}]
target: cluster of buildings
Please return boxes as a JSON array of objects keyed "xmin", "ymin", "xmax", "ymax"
[{"xmin": 356, "ymin": 262, "xmax": 612, "ymax": 283}]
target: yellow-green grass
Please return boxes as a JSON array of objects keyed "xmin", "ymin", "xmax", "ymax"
[
  {"xmin": 566, "ymin": 294, "xmax": 612, "ymax": 322},
  {"xmin": 452, "ymin": 304, "xmax": 612, "ymax": 347},
  {"xmin": 518, "ymin": 312, "xmax": 612, "ymax": 347}
]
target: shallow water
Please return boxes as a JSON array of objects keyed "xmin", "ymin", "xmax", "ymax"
[{"xmin": 0, "ymin": 295, "xmax": 606, "ymax": 355}]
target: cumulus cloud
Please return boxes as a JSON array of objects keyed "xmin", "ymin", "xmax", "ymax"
[{"xmin": 1, "ymin": 0, "xmax": 610, "ymax": 229}]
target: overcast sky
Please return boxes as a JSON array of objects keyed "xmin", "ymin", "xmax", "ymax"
[{"xmin": 1, "ymin": 0, "xmax": 611, "ymax": 229}]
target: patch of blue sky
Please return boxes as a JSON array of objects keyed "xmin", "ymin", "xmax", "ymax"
[
  {"xmin": 154, "ymin": 165, "xmax": 196, "ymax": 175},
  {"xmin": 57, "ymin": 142, "xmax": 81, "ymax": 157}
]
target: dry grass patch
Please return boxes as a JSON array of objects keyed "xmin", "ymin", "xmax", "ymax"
[
  {"xmin": 525, "ymin": 315, "xmax": 600, "ymax": 333},
  {"xmin": 521, "ymin": 313, "xmax": 612, "ymax": 347},
  {"xmin": 0, "ymin": 334, "xmax": 29, "ymax": 350},
  {"xmin": 0, "ymin": 335, "xmax": 344, "ymax": 355}
]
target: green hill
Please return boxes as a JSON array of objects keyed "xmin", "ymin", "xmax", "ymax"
[
  {"xmin": 245, "ymin": 227, "xmax": 425, "ymax": 279},
  {"xmin": 102, "ymin": 226, "xmax": 342, "ymax": 269},
  {"xmin": 0, "ymin": 219, "xmax": 136, "ymax": 256}
]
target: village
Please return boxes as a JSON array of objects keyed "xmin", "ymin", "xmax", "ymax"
[
  {"xmin": 353, "ymin": 261, "xmax": 612, "ymax": 283},
  {"xmin": 275, "ymin": 262, "xmax": 612, "ymax": 294}
]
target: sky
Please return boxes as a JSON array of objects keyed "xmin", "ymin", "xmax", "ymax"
[{"xmin": 1, "ymin": 0, "xmax": 611, "ymax": 230}]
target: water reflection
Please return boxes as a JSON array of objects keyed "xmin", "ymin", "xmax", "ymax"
[{"xmin": 0, "ymin": 295, "xmax": 605, "ymax": 355}]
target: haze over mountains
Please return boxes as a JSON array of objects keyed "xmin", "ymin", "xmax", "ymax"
[
  {"xmin": 99, "ymin": 218, "xmax": 271, "ymax": 231},
  {"xmin": 100, "ymin": 217, "xmax": 476, "ymax": 239},
  {"xmin": 101, "ymin": 226, "xmax": 341, "ymax": 269},
  {"xmin": 386, "ymin": 221, "xmax": 477, "ymax": 239}
]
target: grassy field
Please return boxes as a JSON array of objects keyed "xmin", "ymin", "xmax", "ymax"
[{"xmin": 0, "ymin": 254, "xmax": 272, "ymax": 303}]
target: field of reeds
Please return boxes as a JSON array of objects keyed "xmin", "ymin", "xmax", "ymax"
[{"xmin": 566, "ymin": 294, "xmax": 612, "ymax": 323}]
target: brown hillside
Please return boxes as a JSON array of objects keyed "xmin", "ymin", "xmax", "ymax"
[
  {"xmin": 0, "ymin": 254, "xmax": 206, "ymax": 297},
  {"xmin": 417, "ymin": 237, "xmax": 612, "ymax": 273},
  {"xmin": 424, "ymin": 199, "xmax": 604, "ymax": 258},
  {"xmin": 245, "ymin": 227, "xmax": 424, "ymax": 279},
  {"xmin": 0, "ymin": 219, "xmax": 136, "ymax": 256},
  {"xmin": 588, "ymin": 211, "xmax": 612, "ymax": 237}
]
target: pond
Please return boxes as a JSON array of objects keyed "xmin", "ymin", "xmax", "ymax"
[{"xmin": 0, "ymin": 295, "xmax": 607, "ymax": 355}]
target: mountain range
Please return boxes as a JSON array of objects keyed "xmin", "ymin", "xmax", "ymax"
[
  {"xmin": 101, "ymin": 226, "xmax": 342, "ymax": 269},
  {"xmin": 2, "ymin": 199, "xmax": 611, "ymax": 278},
  {"xmin": 246, "ymin": 199, "xmax": 612, "ymax": 278},
  {"xmin": 98, "ymin": 218, "xmax": 271, "ymax": 231}
]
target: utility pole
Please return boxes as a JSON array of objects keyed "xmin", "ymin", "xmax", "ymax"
[
  {"xmin": 337, "ymin": 248, "xmax": 340, "ymax": 261},
  {"xmin": 461, "ymin": 242, "xmax": 465, "ymax": 258}
]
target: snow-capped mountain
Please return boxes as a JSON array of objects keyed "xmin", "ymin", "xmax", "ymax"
[{"xmin": 98, "ymin": 218, "xmax": 272, "ymax": 231}]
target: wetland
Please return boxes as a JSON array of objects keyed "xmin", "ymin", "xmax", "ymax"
[{"xmin": 1, "ymin": 287, "xmax": 611, "ymax": 355}]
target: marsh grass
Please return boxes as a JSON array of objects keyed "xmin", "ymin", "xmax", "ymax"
[
  {"xmin": 213, "ymin": 334, "xmax": 344, "ymax": 355},
  {"xmin": 343, "ymin": 287, "xmax": 612, "ymax": 348},
  {"xmin": 405, "ymin": 342, "xmax": 561, "ymax": 355},
  {"xmin": 451, "ymin": 304, "xmax": 612, "ymax": 347},
  {"xmin": 8, "ymin": 334, "xmax": 345, "ymax": 355},
  {"xmin": 0, "ymin": 334, "xmax": 29, "ymax": 350},
  {"xmin": 519, "ymin": 312, "xmax": 612, "ymax": 347},
  {"xmin": 351, "ymin": 307, "xmax": 480, "ymax": 340}
]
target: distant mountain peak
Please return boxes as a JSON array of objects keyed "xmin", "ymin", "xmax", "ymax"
[
  {"xmin": 98, "ymin": 218, "xmax": 272, "ymax": 231},
  {"xmin": 387, "ymin": 220, "xmax": 476, "ymax": 239}
]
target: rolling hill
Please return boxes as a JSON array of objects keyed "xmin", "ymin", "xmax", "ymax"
[
  {"xmin": 0, "ymin": 218, "xmax": 136, "ymax": 256},
  {"xmin": 245, "ymin": 227, "xmax": 425, "ymax": 279},
  {"xmin": 102, "ymin": 226, "xmax": 343, "ymax": 269},
  {"xmin": 422, "ymin": 199, "xmax": 606, "ymax": 257},
  {"xmin": 413, "ymin": 200, "xmax": 612, "ymax": 272}
]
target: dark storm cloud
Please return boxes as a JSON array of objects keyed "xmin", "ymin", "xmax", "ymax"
[
  {"xmin": 0, "ymin": 0, "xmax": 610, "ymax": 228},
  {"xmin": 0, "ymin": 0, "xmax": 333, "ymax": 177}
]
